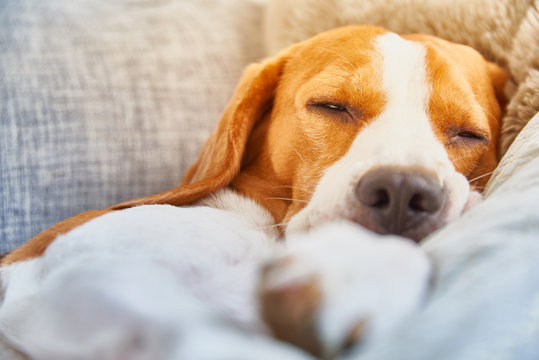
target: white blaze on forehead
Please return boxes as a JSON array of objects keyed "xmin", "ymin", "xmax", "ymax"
[{"xmin": 378, "ymin": 33, "xmax": 429, "ymax": 113}]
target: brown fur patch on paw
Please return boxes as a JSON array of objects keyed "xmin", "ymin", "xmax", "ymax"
[{"xmin": 258, "ymin": 258, "xmax": 323, "ymax": 357}]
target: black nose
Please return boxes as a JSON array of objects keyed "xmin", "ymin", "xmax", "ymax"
[{"xmin": 356, "ymin": 167, "xmax": 444, "ymax": 236}]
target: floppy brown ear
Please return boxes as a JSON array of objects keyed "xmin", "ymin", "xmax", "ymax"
[{"xmin": 111, "ymin": 54, "xmax": 288, "ymax": 210}]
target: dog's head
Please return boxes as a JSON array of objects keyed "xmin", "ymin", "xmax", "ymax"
[{"xmin": 116, "ymin": 26, "xmax": 506, "ymax": 241}]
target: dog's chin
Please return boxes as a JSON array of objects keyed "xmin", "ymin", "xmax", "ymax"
[
  {"xmin": 375, "ymin": 220, "xmax": 444, "ymax": 243},
  {"xmin": 350, "ymin": 214, "xmax": 441, "ymax": 243},
  {"xmin": 286, "ymin": 190, "xmax": 483, "ymax": 242}
]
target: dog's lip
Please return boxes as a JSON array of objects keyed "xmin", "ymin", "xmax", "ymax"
[
  {"xmin": 355, "ymin": 223, "xmax": 436, "ymax": 243},
  {"xmin": 346, "ymin": 208, "xmax": 445, "ymax": 243}
]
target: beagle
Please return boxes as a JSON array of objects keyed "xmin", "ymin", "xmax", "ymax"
[{"xmin": 0, "ymin": 26, "xmax": 506, "ymax": 359}]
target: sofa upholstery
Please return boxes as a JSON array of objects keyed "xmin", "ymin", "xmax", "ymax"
[{"xmin": 0, "ymin": 0, "xmax": 266, "ymax": 253}]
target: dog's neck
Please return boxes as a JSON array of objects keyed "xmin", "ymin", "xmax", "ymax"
[
  {"xmin": 230, "ymin": 169, "xmax": 307, "ymax": 235},
  {"xmin": 196, "ymin": 188, "xmax": 281, "ymax": 239}
]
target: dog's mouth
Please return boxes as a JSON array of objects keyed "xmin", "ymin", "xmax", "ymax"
[
  {"xmin": 352, "ymin": 215, "xmax": 444, "ymax": 242},
  {"xmin": 285, "ymin": 204, "xmax": 446, "ymax": 243},
  {"xmin": 286, "ymin": 167, "xmax": 479, "ymax": 242},
  {"xmin": 345, "ymin": 202, "xmax": 445, "ymax": 243}
]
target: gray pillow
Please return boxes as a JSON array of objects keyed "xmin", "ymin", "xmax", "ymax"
[{"xmin": 0, "ymin": 0, "xmax": 266, "ymax": 253}]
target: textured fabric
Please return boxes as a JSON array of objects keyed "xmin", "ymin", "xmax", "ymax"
[
  {"xmin": 0, "ymin": 0, "xmax": 266, "ymax": 253},
  {"xmin": 351, "ymin": 112, "xmax": 539, "ymax": 360}
]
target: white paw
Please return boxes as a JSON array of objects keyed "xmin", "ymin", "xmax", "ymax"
[{"xmin": 259, "ymin": 222, "xmax": 431, "ymax": 358}]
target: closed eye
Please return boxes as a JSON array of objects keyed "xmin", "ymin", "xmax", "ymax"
[
  {"xmin": 315, "ymin": 102, "xmax": 347, "ymax": 112},
  {"xmin": 307, "ymin": 100, "xmax": 356, "ymax": 123},
  {"xmin": 459, "ymin": 131, "xmax": 488, "ymax": 141},
  {"xmin": 450, "ymin": 129, "xmax": 489, "ymax": 145}
]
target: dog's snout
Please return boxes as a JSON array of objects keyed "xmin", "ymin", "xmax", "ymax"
[{"xmin": 356, "ymin": 167, "xmax": 444, "ymax": 236}]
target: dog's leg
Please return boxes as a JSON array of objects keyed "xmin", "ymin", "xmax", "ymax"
[
  {"xmin": 0, "ymin": 204, "xmax": 314, "ymax": 360},
  {"xmin": 259, "ymin": 222, "xmax": 431, "ymax": 358},
  {"xmin": 0, "ymin": 256, "xmax": 314, "ymax": 360}
]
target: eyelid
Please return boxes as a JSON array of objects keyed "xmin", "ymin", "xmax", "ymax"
[
  {"xmin": 321, "ymin": 103, "xmax": 346, "ymax": 110},
  {"xmin": 306, "ymin": 97, "xmax": 363, "ymax": 119},
  {"xmin": 307, "ymin": 99, "xmax": 349, "ymax": 110},
  {"xmin": 449, "ymin": 127, "xmax": 490, "ymax": 144},
  {"xmin": 460, "ymin": 129, "xmax": 488, "ymax": 140},
  {"xmin": 306, "ymin": 100, "xmax": 355, "ymax": 124},
  {"xmin": 458, "ymin": 131, "xmax": 485, "ymax": 139}
]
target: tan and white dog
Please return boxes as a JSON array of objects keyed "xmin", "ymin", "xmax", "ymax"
[{"xmin": 0, "ymin": 26, "xmax": 506, "ymax": 359}]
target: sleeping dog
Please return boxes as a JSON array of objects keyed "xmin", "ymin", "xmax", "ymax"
[{"xmin": 0, "ymin": 25, "xmax": 506, "ymax": 359}]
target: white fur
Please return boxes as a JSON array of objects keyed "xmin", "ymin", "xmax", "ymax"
[
  {"xmin": 0, "ymin": 193, "xmax": 309, "ymax": 359},
  {"xmin": 263, "ymin": 222, "xmax": 430, "ymax": 357},
  {"xmin": 287, "ymin": 34, "xmax": 473, "ymax": 235},
  {"xmin": 0, "ymin": 189, "xmax": 430, "ymax": 359}
]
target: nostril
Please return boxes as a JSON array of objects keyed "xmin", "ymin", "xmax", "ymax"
[
  {"xmin": 408, "ymin": 186, "xmax": 443, "ymax": 214},
  {"xmin": 372, "ymin": 189, "xmax": 390, "ymax": 208},
  {"xmin": 409, "ymin": 193, "xmax": 427, "ymax": 212},
  {"xmin": 356, "ymin": 180, "xmax": 391, "ymax": 209}
]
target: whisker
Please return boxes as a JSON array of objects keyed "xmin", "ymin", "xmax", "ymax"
[
  {"xmin": 258, "ymin": 221, "xmax": 290, "ymax": 230},
  {"xmin": 271, "ymin": 184, "xmax": 315, "ymax": 194},
  {"xmin": 468, "ymin": 171, "xmax": 494, "ymax": 183},
  {"xmin": 294, "ymin": 150, "xmax": 311, "ymax": 165},
  {"xmin": 265, "ymin": 197, "xmax": 309, "ymax": 204}
]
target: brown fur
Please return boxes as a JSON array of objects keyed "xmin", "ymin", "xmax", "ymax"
[
  {"xmin": 2, "ymin": 210, "xmax": 112, "ymax": 265},
  {"xmin": 259, "ymin": 259, "xmax": 323, "ymax": 357}
]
